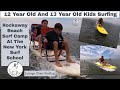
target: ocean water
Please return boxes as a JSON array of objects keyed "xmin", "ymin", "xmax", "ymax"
[
  {"xmin": 79, "ymin": 18, "xmax": 120, "ymax": 48},
  {"xmin": 80, "ymin": 59, "xmax": 120, "ymax": 79}
]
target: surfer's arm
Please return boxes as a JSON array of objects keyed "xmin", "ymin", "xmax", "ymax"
[
  {"xmin": 97, "ymin": 20, "xmax": 103, "ymax": 27},
  {"xmin": 99, "ymin": 58, "xmax": 101, "ymax": 62},
  {"xmin": 43, "ymin": 36, "xmax": 48, "ymax": 43},
  {"xmin": 60, "ymin": 34, "xmax": 64, "ymax": 41},
  {"xmin": 44, "ymin": 31, "xmax": 51, "ymax": 43}
]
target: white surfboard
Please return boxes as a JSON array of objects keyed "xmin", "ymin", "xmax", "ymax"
[
  {"xmin": 53, "ymin": 61, "xmax": 80, "ymax": 77},
  {"xmin": 29, "ymin": 41, "xmax": 80, "ymax": 77}
]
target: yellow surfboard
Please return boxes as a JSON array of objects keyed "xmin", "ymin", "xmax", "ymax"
[
  {"xmin": 96, "ymin": 24, "xmax": 108, "ymax": 34},
  {"xmin": 96, "ymin": 62, "xmax": 117, "ymax": 69}
]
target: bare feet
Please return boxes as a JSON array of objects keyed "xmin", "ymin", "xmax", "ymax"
[
  {"xmin": 56, "ymin": 62, "xmax": 63, "ymax": 67},
  {"xmin": 64, "ymin": 63, "xmax": 70, "ymax": 66},
  {"xmin": 67, "ymin": 60, "xmax": 76, "ymax": 63}
]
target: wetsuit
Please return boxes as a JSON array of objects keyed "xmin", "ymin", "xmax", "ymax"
[{"xmin": 44, "ymin": 30, "xmax": 64, "ymax": 50}]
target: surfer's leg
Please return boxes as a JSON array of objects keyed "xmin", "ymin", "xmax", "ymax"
[
  {"xmin": 103, "ymin": 61, "xmax": 107, "ymax": 66},
  {"xmin": 62, "ymin": 40, "xmax": 75, "ymax": 63},
  {"xmin": 105, "ymin": 61, "xmax": 109, "ymax": 66},
  {"xmin": 53, "ymin": 41, "xmax": 62, "ymax": 67}
]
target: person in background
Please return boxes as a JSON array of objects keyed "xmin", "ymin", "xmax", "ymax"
[{"xmin": 31, "ymin": 19, "xmax": 48, "ymax": 54}]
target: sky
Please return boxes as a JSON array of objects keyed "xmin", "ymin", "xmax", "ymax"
[{"xmin": 80, "ymin": 45, "xmax": 120, "ymax": 60}]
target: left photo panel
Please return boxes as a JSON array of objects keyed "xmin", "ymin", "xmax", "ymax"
[{"xmin": 0, "ymin": 17, "xmax": 81, "ymax": 79}]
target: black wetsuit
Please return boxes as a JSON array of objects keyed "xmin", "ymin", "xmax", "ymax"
[{"xmin": 45, "ymin": 30, "xmax": 64, "ymax": 50}]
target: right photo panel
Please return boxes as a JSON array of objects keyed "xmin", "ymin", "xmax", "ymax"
[{"xmin": 79, "ymin": 16, "xmax": 120, "ymax": 79}]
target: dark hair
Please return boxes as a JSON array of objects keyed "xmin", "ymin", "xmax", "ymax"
[
  {"xmin": 98, "ymin": 18, "xmax": 103, "ymax": 22},
  {"xmin": 41, "ymin": 19, "xmax": 48, "ymax": 24},
  {"xmin": 54, "ymin": 23, "xmax": 63, "ymax": 31}
]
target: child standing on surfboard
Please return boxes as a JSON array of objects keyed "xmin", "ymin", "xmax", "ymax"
[
  {"xmin": 97, "ymin": 18, "xmax": 103, "ymax": 27},
  {"xmin": 44, "ymin": 23, "xmax": 76, "ymax": 67}
]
